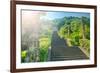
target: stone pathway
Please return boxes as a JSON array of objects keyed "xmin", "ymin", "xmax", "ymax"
[{"xmin": 50, "ymin": 31, "xmax": 88, "ymax": 61}]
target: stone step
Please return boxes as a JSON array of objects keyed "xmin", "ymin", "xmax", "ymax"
[{"xmin": 51, "ymin": 55, "xmax": 88, "ymax": 61}]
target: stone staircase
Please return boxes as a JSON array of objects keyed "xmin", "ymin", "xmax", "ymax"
[{"xmin": 50, "ymin": 31, "xmax": 88, "ymax": 61}]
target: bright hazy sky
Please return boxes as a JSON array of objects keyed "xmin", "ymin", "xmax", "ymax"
[{"xmin": 40, "ymin": 11, "xmax": 90, "ymax": 20}]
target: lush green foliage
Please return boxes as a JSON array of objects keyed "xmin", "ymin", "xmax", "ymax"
[
  {"xmin": 39, "ymin": 37, "xmax": 51, "ymax": 61},
  {"xmin": 56, "ymin": 16, "xmax": 90, "ymax": 55},
  {"xmin": 21, "ymin": 50, "xmax": 27, "ymax": 62}
]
